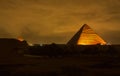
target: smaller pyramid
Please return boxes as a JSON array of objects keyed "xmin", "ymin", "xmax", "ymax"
[{"xmin": 67, "ymin": 24, "xmax": 107, "ymax": 45}]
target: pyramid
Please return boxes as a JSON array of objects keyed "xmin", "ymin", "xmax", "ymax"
[{"xmin": 67, "ymin": 24, "xmax": 107, "ymax": 45}]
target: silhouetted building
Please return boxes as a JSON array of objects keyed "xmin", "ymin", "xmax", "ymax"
[{"xmin": 0, "ymin": 38, "xmax": 28, "ymax": 61}]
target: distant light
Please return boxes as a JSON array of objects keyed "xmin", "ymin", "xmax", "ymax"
[
  {"xmin": 17, "ymin": 37, "xmax": 24, "ymax": 42},
  {"xmin": 107, "ymin": 43, "xmax": 111, "ymax": 45},
  {"xmin": 28, "ymin": 42, "xmax": 34, "ymax": 46},
  {"xmin": 40, "ymin": 44, "xmax": 43, "ymax": 46},
  {"xmin": 33, "ymin": 44, "xmax": 42, "ymax": 46}
]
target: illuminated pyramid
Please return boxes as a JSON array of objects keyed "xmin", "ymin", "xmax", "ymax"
[{"xmin": 67, "ymin": 24, "xmax": 107, "ymax": 45}]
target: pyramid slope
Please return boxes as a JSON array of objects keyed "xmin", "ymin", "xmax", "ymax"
[{"xmin": 67, "ymin": 24, "xmax": 107, "ymax": 45}]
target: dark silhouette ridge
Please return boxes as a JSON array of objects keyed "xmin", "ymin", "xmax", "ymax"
[{"xmin": 0, "ymin": 38, "xmax": 28, "ymax": 63}]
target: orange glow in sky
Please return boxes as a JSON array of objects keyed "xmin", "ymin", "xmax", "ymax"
[{"xmin": 17, "ymin": 37, "xmax": 24, "ymax": 42}]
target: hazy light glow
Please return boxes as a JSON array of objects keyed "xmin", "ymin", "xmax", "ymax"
[{"xmin": 17, "ymin": 37, "xmax": 24, "ymax": 42}]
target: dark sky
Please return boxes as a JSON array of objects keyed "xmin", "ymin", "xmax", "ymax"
[{"xmin": 0, "ymin": 0, "xmax": 120, "ymax": 44}]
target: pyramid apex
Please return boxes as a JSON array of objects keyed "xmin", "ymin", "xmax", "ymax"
[
  {"xmin": 83, "ymin": 24, "xmax": 88, "ymax": 25},
  {"xmin": 82, "ymin": 24, "xmax": 90, "ymax": 27}
]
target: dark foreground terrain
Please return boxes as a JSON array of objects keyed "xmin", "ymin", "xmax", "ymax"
[
  {"xmin": 0, "ymin": 55, "xmax": 120, "ymax": 76},
  {"xmin": 0, "ymin": 39, "xmax": 120, "ymax": 76}
]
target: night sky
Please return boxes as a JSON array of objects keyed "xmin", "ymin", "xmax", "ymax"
[{"xmin": 0, "ymin": 0, "xmax": 120, "ymax": 44}]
